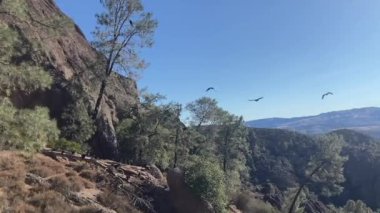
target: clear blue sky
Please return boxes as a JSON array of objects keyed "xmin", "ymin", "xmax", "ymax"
[{"xmin": 56, "ymin": 0, "xmax": 380, "ymax": 120}]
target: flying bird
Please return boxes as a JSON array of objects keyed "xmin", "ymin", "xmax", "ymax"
[
  {"xmin": 205, "ymin": 87, "xmax": 215, "ymax": 92},
  {"xmin": 129, "ymin": 20, "xmax": 133, "ymax": 27},
  {"xmin": 322, "ymin": 92, "xmax": 333, "ymax": 99},
  {"xmin": 249, "ymin": 97, "xmax": 264, "ymax": 102}
]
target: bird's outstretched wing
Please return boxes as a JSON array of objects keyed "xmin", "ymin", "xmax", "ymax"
[
  {"xmin": 255, "ymin": 97, "xmax": 264, "ymax": 102},
  {"xmin": 322, "ymin": 92, "xmax": 333, "ymax": 99},
  {"xmin": 206, "ymin": 87, "xmax": 215, "ymax": 92},
  {"xmin": 249, "ymin": 97, "xmax": 263, "ymax": 102}
]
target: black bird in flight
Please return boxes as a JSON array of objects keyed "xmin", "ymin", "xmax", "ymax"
[
  {"xmin": 322, "ymin": 92, "xmax": 333, "ymax": 99},
  {"xmin": 129, "ymin": 20, "xmax": 133, "ymax": 27},
  {"xmin": 249, "ymin": 97, "xmax": 264, "ymax": 102},
  {"xmin": 206, "ymin": 87, "xmax": 215, "ymax": 92}
]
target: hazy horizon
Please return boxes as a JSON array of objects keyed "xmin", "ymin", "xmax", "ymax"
[{"xmin": 249, "ymin": 106, "xmax": 380, "ymax": 120}]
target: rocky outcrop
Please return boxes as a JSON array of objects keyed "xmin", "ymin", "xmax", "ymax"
[
  {"xmin": 0, "ymin": 150, "xmax": 170, "ymax": 212},
  {"xmin": 147, "ymin": 164, "xmax": 164, "ymax": 181},
  {"xmin": 0, "ymin": 0, "xmax": 139, "ymax": 158},
  {"xmin": 304, "ymin": 200, "xmax": 330, "ymax": 213},
  {"xmin": 261, "ymin": 183, "xmax": 285, "ymax": 210}
]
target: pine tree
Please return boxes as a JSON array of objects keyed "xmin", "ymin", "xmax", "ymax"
[{"xmin": 92, "ymin": 0, "xmax": 157, "ymax": 119}]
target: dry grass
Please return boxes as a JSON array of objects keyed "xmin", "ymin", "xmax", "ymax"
[
  {"xmin": 78, "ymin": 205, "xmax": 106, "ymax": 213},
  {"xmin": 70, "ymin": 162, "xmax": 109, "ymax": 185},
  {"xmin": 28, "ymin": 190, "xmax": 75, "ymax": 212},
  {"xmin": 29, "ymin": 166, "xmax": 56, "ymax": 178},
  {"xmin": 68, "ymin": 174, "xmax": 94, "ymax": 190},
  {"xmin": 0, "ymin": 152, "xmax": 86, "ymax": 211},
  {"xmin": 66, "ymin": 170, "xmax": 77, "ymax": 177},
  {"xmin": 11, "ymin": 203, "xmax": 36, "ymax": 213},
  {"xmin": 97, "ymin": 191, "xmax": 141, "ymax": 213},
  {"xmin": 29, "ymin": 157, "xmax": 97, "ymax": 193},
  {"xmin": 79, "ymin": 169, "xmax": 100, "ymax": 181},
  {"xmin": 27, "ymin": 154, "xmax": 66, "ymax": 176},
  {"xmin": 0, "ymin": 151, "xmax": 141, "ymax": 212},
  {"xmin": 81, "ymin": 178, "xmax": 96, "ymax": 189},
  {"xmin": 0, "ymin": 152, "xmax": 29, "ymax": 211},
  {"xmin": 70, "ymin": 161, "xmax": 93, "ymax": 172},
  {"xmin": 48, "ymin": 173, "xmax": 87, "ymax": 193}
]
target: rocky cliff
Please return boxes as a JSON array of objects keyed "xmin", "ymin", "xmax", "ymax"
[{"xmin": 0, "ymin": 0, "xmax": 139, "ymax": 158}]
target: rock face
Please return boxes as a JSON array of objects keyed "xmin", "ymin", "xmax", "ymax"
[
  {"xmin": 0, "ymin": 0, "xmax": 139, "ymax": 158},
  {"xmin": 147, "ymin": 164, "xmax": 164, "ymax": 181}
]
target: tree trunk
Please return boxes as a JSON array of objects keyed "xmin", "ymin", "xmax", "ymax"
[
  {"xmin": 93, "ymin": 79, "xmax": 107, "ymax": 120},
  {"xmin": 223, "ymin": 128, "xmax": 230, "ymax": 172},
  {"xmin": 173, "ymin": 105, "xmax": 182, "ymax": 168},
  {"xmin": 173, "ymin": 127, "xmax": 180, "ymax": 168},
  {"xmin": 288, "ymin": 183, "xmax": 305, "ymax": 213},
  {"xmin": 196, "ymin": 115, "xmax": 206, "ymax": 131},
  {"xmin": 288, "ymin": 161, "xmax": 327, "ymax": 213},
  {"xmin": 138, "ymin": 149, "xmax": 143, "ymax": 164}
]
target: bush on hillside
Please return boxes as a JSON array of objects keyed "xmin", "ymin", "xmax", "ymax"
[
  {"xmin": 0, "ymin": 99, "xmax": 59, "ymax": 153},
  {"xmin": 47, "ymin": 138, "xmax": 87, "ymax": 154},
  {"xmin": 184, "ymin": 157, "xmax": 228, "ymax": 213},
  {"xmin": 330, "ymin": 200, "xmax": 374, "ymax": 213},
  {"xmin": 60, "ymin": 101, "xmax": 95, "ymax": 144},
  {"xmin": 0, "ymin": 21, "xmax": 59, "ymax": 153},
  {"xmin": 0, "ymin": 22, "xmax": 53, "ymax": 96},
  {"xmin": 235, "ymin": 192, "xmax": 278, "ymax": 213}
]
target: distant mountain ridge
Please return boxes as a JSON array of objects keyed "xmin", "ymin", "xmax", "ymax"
[{"xmin": 246, "ymin": 107, "xmax": 380, "ymax": 138}]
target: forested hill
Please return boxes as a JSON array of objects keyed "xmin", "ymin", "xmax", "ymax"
[
  {"xmin": 248, "ymin": 127, "xmax": 380, "ymax": 211},
  {"xmin": 247, "ymin": 107, "xmax": 380, "ymax": 138}
]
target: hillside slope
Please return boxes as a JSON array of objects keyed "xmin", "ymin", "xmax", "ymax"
[
  {"xmin": 328, "ymin": 129, "xmax": 380, "ymax": 209},
  {"xmin": 247, "ymin": 107, "xmax": 380, "ymax": 138},
  {"xmin": 0, "ymin": 150, "xmax": 166, "ymax": 212},
  {"xmin": 248, "ymin": 127, "xmax": 380, "ymax": 211}
]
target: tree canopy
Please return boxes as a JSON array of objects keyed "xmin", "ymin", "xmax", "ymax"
[{"xmin": 92, "ymin": 0, "xmax": 157, "ymax": 118}]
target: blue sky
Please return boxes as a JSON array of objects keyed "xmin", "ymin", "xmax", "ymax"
[{"xmin": 56, "ymin": 0, "xmax": 380, "ymax": 120}]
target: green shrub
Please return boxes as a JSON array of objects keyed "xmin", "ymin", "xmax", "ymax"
[
  {"xmin": 330, "ymin": 200, "xmax": 374, "ymax": 213},
  {"xmin": 1, "ymin": 0, "xmax": 28, "ymax": 19},
  {"xmin": 184, "ymin": 157, "xmax": 228, "ymax": 213},
  {"xmin": 48, "ymin": 138, "xmax": 87, "ymax": 154},
  {"xmin": 235, "ymin": 192, "xmax": 278, "ymax": 213},
  {"xmin": 116, "ymin": 118, "xmax": 144, "ymax": 163},
  {"xmin": 0, "ymin": 99, "xmax": 59, "ymax": 153},
  {"xmin": 0, "ymin": 14, "xmax": 59, "ymax": 154},
  {"xmin": 60, "ymin": 101, "xmax": 95, "ymax": 144},
  {"xmin": 0, "ymin": 23, "xmax": 53, "ymax": 96}
]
